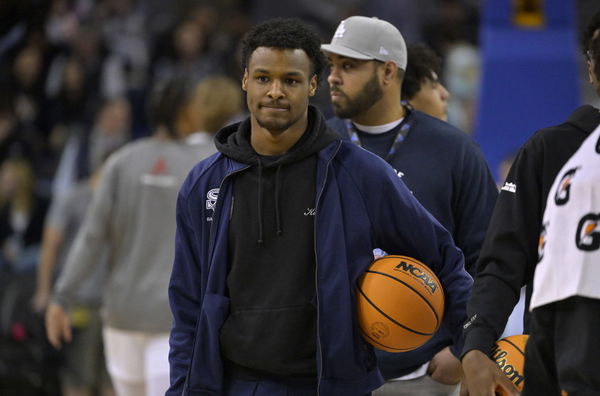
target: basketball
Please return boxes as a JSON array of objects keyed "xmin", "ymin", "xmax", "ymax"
[
  {"xmin": 356, "ymin": 255, "xmax": 445, "ymax": 352},
  {"xmin": 492, "ymin": 334, "xmax": 529, "ymax": 396}
]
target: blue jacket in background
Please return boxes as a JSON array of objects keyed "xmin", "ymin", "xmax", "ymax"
[
  {"xmin": 328, "ymin": 110, "xmax": 497, "ymax": 378},
  {"xmin": 167, "ymin": 136, "xmax": 473, "ymax": 395}
]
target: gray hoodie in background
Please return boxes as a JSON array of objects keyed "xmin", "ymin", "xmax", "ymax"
[{"xmin": 53, "ymin": 137, "xmax": 215, "ymax": 332}]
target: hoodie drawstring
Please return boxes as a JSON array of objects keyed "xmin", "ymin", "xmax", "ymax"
[
  {"xmin": 275, "ymin": 165, "xmax": 283, "ymax": 236},
  {"xmin": 257, "ymin": 159, "xmax": 264, "ymax": 245},
  {"xmin": 256, "ymin": 162, "xmax": 284, "ymax": 244}
]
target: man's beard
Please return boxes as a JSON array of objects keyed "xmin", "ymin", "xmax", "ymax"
[{"xmin": 331, "ymin": 72, "xmax": 383, "ymax": 119}]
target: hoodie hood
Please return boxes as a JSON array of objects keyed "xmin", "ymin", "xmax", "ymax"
[
  {"xmin": 215, "ymin": 105, "xmax": 339, "ymax": 167},
  {"xmin": 215, "ymin": 105, "xmax": 339, "ymax": 246},
  {"xmin": 567, "ymin": 105, "xmax": 600, "ymax": 135}
]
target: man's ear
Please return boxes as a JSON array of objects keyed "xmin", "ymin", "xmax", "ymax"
[
  {"xmin": 309, "ymin": 75, "xmax": 317, "ymax": 96},
  {"xmin": 381, "ymin": 61, "xmax": 399, "ymax": 86},
  {"xmin": 242, "ymin": 68, "xmax": 248, "ymax": 91}
]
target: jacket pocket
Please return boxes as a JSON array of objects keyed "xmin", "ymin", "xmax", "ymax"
[
  {"xmin": 219, "ymin": 304, "xmax": 317, "ymax": 376},
  {"xmin": 188, "ymin": 293, "xmax": 230, "ymax": 393}
]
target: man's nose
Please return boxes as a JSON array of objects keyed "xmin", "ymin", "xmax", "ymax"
[
  {"xmin": 267, "ymin": 80, "xmax": 284, "ymax": 99},
  {"xmin": 327, "ymin": 66, "xmax": 341, "ymax": 86}
]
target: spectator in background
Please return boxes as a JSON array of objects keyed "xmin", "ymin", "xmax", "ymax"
[
  {"xmin": 152, "ymin": 18, "xmax": 218, "ymax": 85},
  {"xmin": 443, "ymin": 34, "xmax": 479, "ymax": 135},
  {"xmin": 402, "ymin": 43, "xmax": 450, "ymax": 121},
  {"xmin": 52, "ymin": 96, "xmax": 131, "ymax": 199},
  {"xmin": 96, "ymin": 0, "xmax": 150, "ymax": 91},
  {"xmin": 0, "ymin": 86, "xmax": 37, "ymax": 167},
  {"xmin": 84, "ymin": 97, "xmax": 131, "ymax": 179},
  {"xmin": 0, "ymin": 157, "xmax": 49, "ymax": 271},
  {"xmin": 11, "ymin": 44, "xmax": 47, "ymax": 129},
  {"xmin": 45, "ymin": 54, "xmax": 97, "ymax": 133},
  {"xmin": 33, "ymin": 155, "xmax": 116, "ymax": 396},
  {"xmin": 44, "ymin": 76, "xmax": 232, "ymax": 396},
  {"xmin": 179, "ymin": 74, "xmax": 244, "ymax": 147}
]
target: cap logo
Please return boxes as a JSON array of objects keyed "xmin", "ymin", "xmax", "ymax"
[
  {"xmin": 334, "ymin": 21, "xmax": 346, "ymax": 38},
  {"xmin": 379, "ymin": 46, "xmax": 389, "ymax": 56}
]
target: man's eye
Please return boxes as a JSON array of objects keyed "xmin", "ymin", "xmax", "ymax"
[
  {"xmin": 256, "ymin": 76, "xmax": 269, "ymax": 83},
  {"xmin": 286, "ymin": 79, "xmax": 299, "ymax": 85}
]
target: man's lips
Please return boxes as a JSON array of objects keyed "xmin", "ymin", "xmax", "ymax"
[{"xmin": 260, "ymin": 103, "xmax": 289, "ymax": 111}]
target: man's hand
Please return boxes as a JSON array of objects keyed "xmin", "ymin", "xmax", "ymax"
[
  {"xmin": 461, "ymin": 349, "xmax": 520, "ymax": 396},
  {"xmin": 45, "ymin": 303, "xmax": 72, "ymax": 349},
  {"xmin": 428, "ymin": 346, "xmax": 463, "ymax": 385}
]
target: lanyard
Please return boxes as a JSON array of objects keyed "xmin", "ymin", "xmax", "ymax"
[{"xmin": 346, "ymin": 105, "xmax": 414, "ymax": 162}]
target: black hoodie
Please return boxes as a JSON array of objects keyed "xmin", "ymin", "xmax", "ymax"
[
  {"xmin": 215, "ymin": 106, "xmax": 339, "ymax": 378},
  {"xmin": 462, "ymin": 105, "xmax": 600, "ymax": 358}
]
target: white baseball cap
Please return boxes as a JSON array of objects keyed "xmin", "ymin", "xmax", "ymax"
[{"xmin": 321, "ymin": 16, "xmax": 407, "ymax": 70}]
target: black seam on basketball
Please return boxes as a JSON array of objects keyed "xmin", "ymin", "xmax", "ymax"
[
  {"xmin": 359, "ymin": 328, "xmax": 417, "ymax": 352},
  {"xmin": 357, "ymin": 284, "xmax": 435, "ymax": 336},
  {"xmin": 363, "ymin": 270, "xmax": 441, "ymax": 328},
  {"xmin": 499, "ymin": 339, "xmax": 526, "ymax": 356}
]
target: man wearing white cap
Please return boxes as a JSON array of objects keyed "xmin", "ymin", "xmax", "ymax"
[{"xmin": 322, "ymin": 16, "xmax": 498, "ymax": 396}]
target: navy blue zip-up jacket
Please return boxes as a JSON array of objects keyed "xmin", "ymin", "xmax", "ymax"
[{"xmin": 167, "ymin": 108, "xmax": 473, "ymax": 395}]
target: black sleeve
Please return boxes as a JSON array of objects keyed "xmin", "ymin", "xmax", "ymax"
[
  {"xmin": 461, "ymin": 120, "xmax": 592, "ymax": 358},
  {"xmin": 461, "ymin": 140, "xmax": 543, "ymax": 357}
]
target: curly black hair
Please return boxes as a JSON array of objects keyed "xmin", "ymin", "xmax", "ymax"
[
  {"xmin": 240, "ymin": 18, "xmax": 327, "ymax": 82},
  {"xmin": 581, "ymin": 11, "xmax": 600, "ymax": 53},
  {"xmin": 401, "ymin": 43, "xmax": 443, "ymax": 101}
]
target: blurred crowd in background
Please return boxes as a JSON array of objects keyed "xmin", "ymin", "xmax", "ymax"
[{"xmin": 0, "ymin": 1, "xmax": 481, "ymax": 266}]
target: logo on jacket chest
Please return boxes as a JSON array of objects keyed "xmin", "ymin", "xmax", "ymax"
[
  {"xmin": 206, "ymin": 188, "xmax": 219, "ymax": 222},
  {"xmin": 206, "ymin": 188, "xmax": 219, "ymax": 211}
]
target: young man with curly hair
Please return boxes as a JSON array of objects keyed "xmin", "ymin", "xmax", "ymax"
[
  {"xmin": 167, "ymin": 18, "xmax": 472, "ymax": 396},
  {"xmin": 402, "ymin": 43, "xmax": 450, "ymax": 121}
]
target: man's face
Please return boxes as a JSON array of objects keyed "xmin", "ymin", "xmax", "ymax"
[
  {"xmin": 326, "ymin": 53, "xmax": 383, "ymax": 119},
  {"xmin": 409, "ymin": 72, "xmax": 449, "ymax": 121},
  {"xmin": 242, "ymin": 47, "xmax": 316, "ymax": 135}
]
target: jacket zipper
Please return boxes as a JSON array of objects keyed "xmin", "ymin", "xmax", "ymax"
[
  {"xmin": 314, "ymin": 142, "xmax": 341, "ymax": 396},
  {"xmin": 205, "ymin": 164, "xmax": 249, "ymax": 278}
]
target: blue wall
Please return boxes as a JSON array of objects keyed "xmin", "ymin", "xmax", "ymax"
[{"xmin": 475, "ymin": 0, "xmax": 581, "ymax": 180}]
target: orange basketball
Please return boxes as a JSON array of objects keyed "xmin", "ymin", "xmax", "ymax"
[
  {"xmin": 492, "ymin": 334, "xmax": 529, "ymax": 396},
  {"xmin": 356, "ymin": 255, "xmax": 445, "ymax": 352}
]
